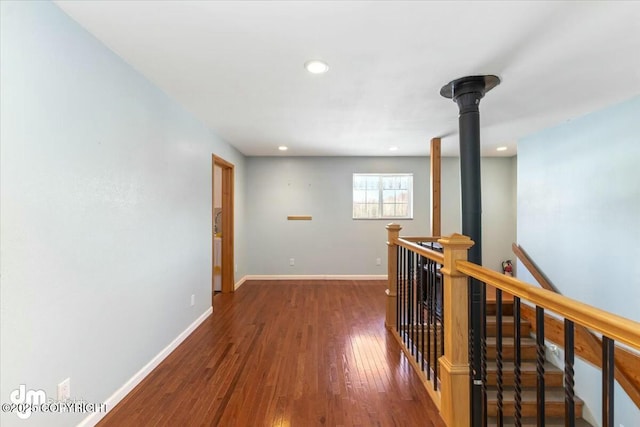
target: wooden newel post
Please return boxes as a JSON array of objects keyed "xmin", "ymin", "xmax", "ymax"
[
  {"xmin": 385, "ymin": 223, "xmax": 402, "ymax": 329},
  {"xmin": 438, "ymin": 233, "xmax": 474, "ymax": 427}
]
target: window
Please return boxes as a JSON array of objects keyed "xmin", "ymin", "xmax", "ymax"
[{"xmin": 352, "ymin": 173, "xmax": 413, "ymax": 219}]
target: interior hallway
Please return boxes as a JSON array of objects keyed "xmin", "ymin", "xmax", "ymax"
[{"xmin": 98, "ymin": 280, "xmax": 444, "ymax": 426}]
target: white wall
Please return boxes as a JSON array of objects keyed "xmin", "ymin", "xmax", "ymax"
[
  {"xmin": 0, "ymin": 2, "xmax": 246, "ymax": 426},
  {"xmin": 481, "ymin": 157, "xmax": 518, "ymax": 273},
  {"xmin": 517, "ymin": 95, "xmax": 640, "ymax": 425},
  {"xmin": 245, "ymin": 156, "xmax": 516, "ymax": 275}
]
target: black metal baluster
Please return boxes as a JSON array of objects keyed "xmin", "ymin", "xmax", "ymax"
[
  {"xmin": 409, "ymin": 251, "xmax": 414, "ymax": 355},
  {"xmin": 407, "ymin": 250, "xmax": 411, "ymax": 349},
  {"xmin": 602, "ymin": 336, "xmax": 614, "ymax": 427},
  {"xmin": 432, "ymin": 258, "xmax": 439, "ymax": 390},
  {"xmin": 496, "ymin": 289, "xmax": 504, "ymax": 427},
  {"xmin": 398, "ymin": 247, "xmax": 402, "ymax": 339},
  {"xmin": 514, "ymin": 296, "xmax": 522, "ymax": 427},
  {"xmin": 536, "ymin": 306, "xmax": 545, "ymax": 427},
  {"xmin": 426, "ymin": 257, "xmax": 433, "ymax": 380},
  {"xmin": 418, "ymin": 252, "xmax": 422, "ymax": 363},
  {"xmin": 481, "ymin": 283, "xmax": 487, "ymax": 427},
  {"xmin": 396, "ymin": 246, "xmax": 400, "ymax": 333},
  {"xmin": 404, "ymin": 247, "xmax": 409, "ymax": 347},
  {"xmin": 401, "ymin": 247, "xmax": 406, "ymax": 346},
  {"xmin": 420, "ymin": 255, "xmax": 426, "ymax": 372},
  {"xmin": 415, "ymin": 252, "xmax": 419, "ymax": 364},
  {"xmin": 439, "ymin": 261, "xmax": 444, "ymax": 376},
  {"xmin": 564, "ymin": 319, "xmax": 575, "ymax": 427}
]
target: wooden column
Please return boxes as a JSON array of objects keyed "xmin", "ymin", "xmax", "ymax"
[
  {"xmin": 430, "ymin": 137, "xmax": 442, "ymax": 237},
  {"xmin": 438, "ymin": 233, "xmax": 474, "ymax": 427},
  {"xmin": 385, "ymin": 223, "xmax": 402, "ymax": 329}
]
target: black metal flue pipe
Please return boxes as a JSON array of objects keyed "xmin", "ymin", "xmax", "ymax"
[{"xmin": 441, "ymin": 75, "xmax": 500, "ymax": 427}]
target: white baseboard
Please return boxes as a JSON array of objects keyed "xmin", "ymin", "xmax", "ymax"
[
  {"xmin": 241, "ymin": 274, "xmax": 387, "ymax": 281},
  {"xmin": 77, "ymin": 307, "xmax": 213, "ymax": 427},
  {"xmin": 234, "ymin": 276, "xmax": 248, "ymax": 290}
]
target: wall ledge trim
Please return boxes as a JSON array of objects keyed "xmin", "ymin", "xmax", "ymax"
[
  {"xmin": 241, "ymin": 274, "xmax": 387, "ymax": 281},
  {"xmin": 77, "ymin": 307, "xmax": 213, "ymax": 427}
]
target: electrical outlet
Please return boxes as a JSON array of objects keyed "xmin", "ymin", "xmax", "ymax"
[
  {"xmin": 235, "ymin": 264, "xmax": 238, "ymax": 273},
  {"xmin": 289, "ymin": 258, "xmax": 295, "ymax": 266},
  {"xmin": 57, "ymin": 378, "xmax": 70, "ymax": 401},
  {"xmin": 190, "ymin": 294, "xmax": 195, "ymax": 306},
  {"xmin": 376, "ymin": 258, "xmax": 381, "ymax": 266}
]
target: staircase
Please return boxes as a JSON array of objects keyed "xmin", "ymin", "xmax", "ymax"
[{"xmin": 485, "ymin": 297, "xmax": 592, "ymax": 426}]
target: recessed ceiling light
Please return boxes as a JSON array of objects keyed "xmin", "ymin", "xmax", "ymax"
[
  {"xmin": 389, "ymin": 146, "xmax": 399, "ymax": 151},
  {"xmin": 278, "ymin": 146, "xmax": 288, "ymax": 151},
  {"xmin": 496, "ymin": 146, "xmax": 508, "ymax": 152},
  {"xmin": 304, "ymin": 60, "xmax": 329, "ymax": 74}
]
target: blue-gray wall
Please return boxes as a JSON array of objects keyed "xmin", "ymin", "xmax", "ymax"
[
  {"xmin": 0, "ymin": 2, "xmax": 246, "ymax": 426},
  {"xmin": 246, "ymin": 156, "xmax": 516, "ymax": 275},
  {"xmin": 517, "ymin": 96, "xmax": 640, "ymax": 425}
]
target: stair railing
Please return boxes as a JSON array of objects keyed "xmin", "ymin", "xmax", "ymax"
[
  {"xmin": 386, "ymin": 225, "xmax": 474, "ymax": 425},
  {"xmin": 512, "ymin": 243, "xmax": 640, "ymax": 409},
  {"xmin": 386, "ymin": 224, "xmax": 640, "ymax": 427}
]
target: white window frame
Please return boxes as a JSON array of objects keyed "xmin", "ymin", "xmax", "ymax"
[{"xmin": 352, "ymin": 173, "xmax": 414, "ymax": 220}]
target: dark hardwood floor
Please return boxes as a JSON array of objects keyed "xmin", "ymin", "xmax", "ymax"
[{"xmin": 98, "ymin": 280, "xmax": 445, "ymax": 426}]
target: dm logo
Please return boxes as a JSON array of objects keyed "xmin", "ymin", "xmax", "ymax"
[{"xmin": 10, "ymin": 384, "xmax": 46, "ymax": 419}]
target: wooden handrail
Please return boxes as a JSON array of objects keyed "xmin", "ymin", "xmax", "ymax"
[
  {"xmin": 395, "ymin": 237, "xmax": 445, "ymax": 264},
  {"xmin": 513, "ymin": 243, "xmax": 640, "ymax": 408},
  {"xmin": 456, "ymin": 260, "xmax": 640, "ymax": 350},
  {"xmin": 401, "ymin": 236, "xmax": 441, "ymax": 243},
  {"xmin": 511, "ymin": 243, "xmax": 560, "ymax": 293}
]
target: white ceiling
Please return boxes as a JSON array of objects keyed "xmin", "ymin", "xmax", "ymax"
[{"xmin": 55, "ymin": 1, "xmax": 640, "ymax": 157}]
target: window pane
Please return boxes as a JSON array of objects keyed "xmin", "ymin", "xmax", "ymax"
[
  {"xmin": 353, "ymin": 203, "xmax": 366, "ymax": 218},
  {"xmin": 382, "ymin": 203, "xmax": 395, "ymax": 217},
  {"xmin": 400, "ymin": 176, "xmax": 409, "ymax": 189},
  {"xmin": 366, "ymin": 176, "xmax": 379, "ymax": 190},
  {"xmin": 382, "ymin": 189, "xmax": 396, "ymax": 203},
  {"xmin": 381, "ymin": 176, "xmax": 394, "ymax": 190},
  {"xmin": 353, "ymin": 173, "xmax": 412, "ymax": 219},
  {"xmin": 353, "ymin": 176, "xmax": 366, "ymax": 190}
]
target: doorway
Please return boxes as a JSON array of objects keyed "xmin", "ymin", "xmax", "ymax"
[{"xmin": 212, "ymin": 155, "xmax": 235, "ymax": 305}]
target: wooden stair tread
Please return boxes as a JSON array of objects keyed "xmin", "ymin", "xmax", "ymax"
[
  {"xmin": 486, "ymin": 304, "xmax": 514, "ymax": 316},
  {"xmin": 486, "ymin": 316, "xmax": 531, "ymax": 326},
  {"xmin": 487, "ymin": 364, "xmax": 564, "ymax": 387},
  {"xmin": 485, "ymin": 360, "xmax": 564, "ymax": 387},
  {"xmin": 486, "ymin": 360, "xmax": 562, "ymax": 374},
  {"xmin": 486, "ymin": 316, "xmax": 519, "ymax": 324},
  {"xmin": 486, "ymin": 387, "xmax": 584, "ymax": 417},
  {"xmin": 485, "ymin": 316, "xmax": 532, "ymax": 337},
  {"xmin": 486, "ymin": 336, "xmax": 536, "ymax": 346},
  {"xmin": 487, "ymin": 386, "xmax": 584, "ymax": 405}
]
